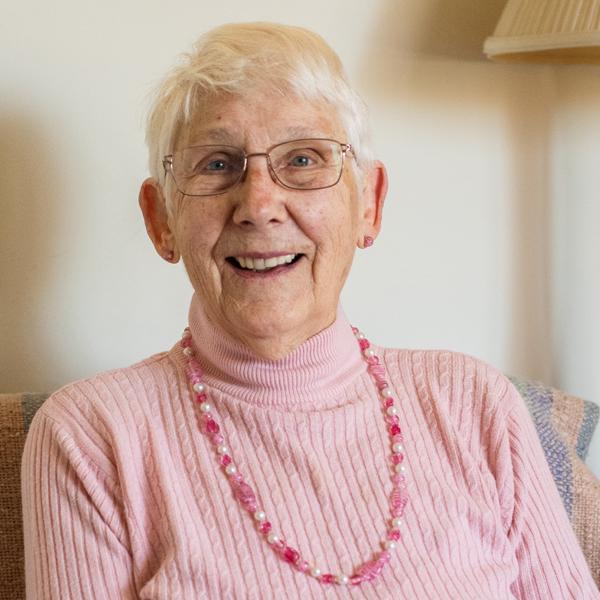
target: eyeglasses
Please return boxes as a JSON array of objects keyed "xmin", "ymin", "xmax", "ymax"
[{"xmin": 162, "ymin": 138, "xmax": 353, "ymax": 197}]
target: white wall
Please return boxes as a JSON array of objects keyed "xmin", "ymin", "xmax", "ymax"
[{"xmin": 1, "ymin": 0, "xmax": 599, "ymax": 477}]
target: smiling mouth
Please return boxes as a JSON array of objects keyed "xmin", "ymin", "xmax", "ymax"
[{"xmin": 226, "ymin": 253, "xmax": 304, "ymax": 272}]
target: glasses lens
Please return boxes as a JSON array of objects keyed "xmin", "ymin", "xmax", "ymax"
[
  {"xmin": 172, "ymin": 145, "xmax": 245, "ymax": 196},
  {"xmin": 270, "ymin": 139, "xmax": 343, "ymax": 190}
]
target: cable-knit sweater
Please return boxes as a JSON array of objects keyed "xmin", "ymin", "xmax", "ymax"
[{"xmin": 22, "ymin": 297, "xmax": 600, "ymax": 599}]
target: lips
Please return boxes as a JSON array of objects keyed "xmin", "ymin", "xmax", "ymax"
[{"xmin": 227, "ymin": 253, "xmax": 303, "ymax": 272}]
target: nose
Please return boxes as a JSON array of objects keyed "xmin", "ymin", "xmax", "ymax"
[{"xmin": 231, "ymin": 154, "xmax": 288, "ymax": 228}]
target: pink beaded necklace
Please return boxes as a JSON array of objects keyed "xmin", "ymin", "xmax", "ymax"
[{"xmin": 180, "ymin": 326, "xmax": 409, "ymax": 587}]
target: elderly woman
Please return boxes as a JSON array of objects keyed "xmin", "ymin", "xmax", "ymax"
[{"xmin": 22, "ymin": 22, "xmax": 598, "ymax": 600}]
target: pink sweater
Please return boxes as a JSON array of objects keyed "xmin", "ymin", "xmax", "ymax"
[{"xmin": 22, "ymin": 297, "xmax": 599, "ymax": 599}]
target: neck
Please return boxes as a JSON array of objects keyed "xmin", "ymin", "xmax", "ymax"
[
  {"xmin": 186, "ymin": 294, "xmax": 367, "ymax": 409},
  {"xmin": 218, "ymin": 320, "xmax": 333, "ymax": 361}
]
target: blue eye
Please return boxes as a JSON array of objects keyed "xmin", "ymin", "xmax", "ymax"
[
  {"xmin": 206, "ymin": 159, "xmax": 228, "ymax": 171},
  {"xmin": 290, "ymin": 155, "xmax": 311, "ymax": 167}
]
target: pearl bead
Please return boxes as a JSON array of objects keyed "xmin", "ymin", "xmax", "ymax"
[
  {"xmin": 392, "ymin": 443, "xmax": 404, "ymax": 453},
  {"xmin": 363, "ymin": 348, "xmax": 375, "ymax": 358},
  {"xmin": 386, "ymin": 406, "xmax": 398, "ymax": 416},
  {"xmin": 225, "ymin": 464, "xmax": 237, "ymax": 475},
  {"xmin": 355, "ymin": 331, "xmax": 365, "ymax": 340},
  {"xmin": 392, "ymin": 517, "xmax": 403, "ymax": 528},
  {"xmin": 199, "ymin": 402, "xmax": 212, "ymax": 413},
  {"xmin": 253, "ymin": 510, "xmax": 266, "ymax": 521},
  {"xmin": 267, "ymin": 533, "xmax": 279, "ymax": 544},
  {"xmin": 381, "ymin": 387, "xmax": 393, "ymax": 398},
  {"xmin": 336, "ymin": 574, "xmax": 349, "ymax": 585},
  {"xmin": 217, "ymin": 445, "xmax": 228, "ymax": 455},
  {"xmin": 310, "ymin": 567, "xmax": 321, "ymax": 577},
  {"xmin": 183, "ymin": 347, "xmax": 193, "ymax": 356},
  {"xmin": 384, "ymin": 540, "xmax": 397, "ymax": 550},
  {"xmin": 395, "ymin": 464, "xmax": 406, "ymax": 474},
  {"xmin": 193, "ymin": 382, "xmax": 206, "ymax": 393}
]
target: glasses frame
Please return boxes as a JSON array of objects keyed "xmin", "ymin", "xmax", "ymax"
[{"xmin": 162, "ymin": 138, "xmax": 354, "ymax": 197}]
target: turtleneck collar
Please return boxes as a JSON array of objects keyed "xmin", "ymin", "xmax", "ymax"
[{"xmin": 186, "ymin": 294, "xmax": 367, "ymax": 409}]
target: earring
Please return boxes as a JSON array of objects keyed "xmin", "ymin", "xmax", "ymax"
[
  {"xmin": 163, "ymin": 250, "xmax": 175, "ymax": 262},
  {"xmin": 363, "ymin": 236, "xmax": 374, "ymax": 248}
]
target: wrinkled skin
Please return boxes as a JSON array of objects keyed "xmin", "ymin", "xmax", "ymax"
[{"xmin": 139, "ymin": 92, "xmax": 387, "ymax": 359}]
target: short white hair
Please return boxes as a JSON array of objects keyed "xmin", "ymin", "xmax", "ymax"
[{"xmin": 145, "ymin": 22, "xmax": 373, "ymax": 186}]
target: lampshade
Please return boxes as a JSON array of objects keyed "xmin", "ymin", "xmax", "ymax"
[{"xmin": 484, "ymin": 0, "xmax": 600, "ymax": 63}]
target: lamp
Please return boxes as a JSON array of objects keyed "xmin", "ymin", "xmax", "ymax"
[{"xmin": 484, "ymin": 0, "xmax": 600, "ymax": 63}]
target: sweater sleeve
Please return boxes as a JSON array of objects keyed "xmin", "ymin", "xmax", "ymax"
[
  {"xmin": 21, "ymin": 402, "xmax": 137, "ymax": 600},
  {"xmin": 489, "ymin": 374, "xmax": 600, "ymax": 599}
]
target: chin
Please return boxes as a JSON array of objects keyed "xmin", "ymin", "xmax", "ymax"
[
  {"xmin": 223, "ymin": 299, "xmax": 331, "ymax": 359},
  {"xmin": 234, "ymin": 303, "xmax": 305, "ymax": 338}
]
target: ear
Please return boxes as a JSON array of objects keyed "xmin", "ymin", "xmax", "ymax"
[
  {"xmin": 357, "ymin": 160, "xmax": 388, "ymax": 248},
  {"xmin": 138, "ymin": 178, "xmax": 180, "ymax": 263}
]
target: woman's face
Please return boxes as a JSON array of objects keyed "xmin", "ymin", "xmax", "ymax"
[{"xmin": 141, "ymin": 92, "xmax": 386, "ymax": 358}]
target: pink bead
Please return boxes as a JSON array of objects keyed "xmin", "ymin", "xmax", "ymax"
[
  {"xmin": 391, "ymin": 474, "xmax": 405, "ymax": 485},
  {"xmin": 259, "ymin": 521, "xmax": 272, "ymax": 534},
  {"xmin": 391, "ymin": 453, "xmax": 404, "ymax": 465},
  {"xmin": 391, "ymin": 487, "xmax": 405, "ymax": 507},
  {"xmin": 231, "ymin": 472, "xmax": 243, "ymax": 483},
  {"xmin": 355, "ymin": 559, "xmax": 385, "ymax": 582},
  {"xmin": 384, "ymin": 398, "xmax": 394, "ymax": 408},
  {"xmin": 358, "ymin": 338, "xmax": 370, "ymax": 350},
  {"xmin": 211, "ymin": 433, "xmax": 224, "ymax": 445},
  {"xmin": 388, "ymin": 529, "xmax": 401, "ymax": 541},
  {"xmin": 376, "ymin": 380, "xmax": 389, "ymax": 390},
  {"xmin": 387, "ymin": 415, "xmax": 399, "ymax": 425},
  {"xmin": 320, "ymin": 574, "xmax": 336, "ymax": 584},
  {"xmin": 390, "ymin": 424, "xmax": 401, "ymax": 436},
  {"xmin": 368, "ymin": 365, "xmax": 386, "ymax": 379},
  {"xmin": 283, "ymin": 546, "xmax": 300, "ymax": 564},
  {"xmin": 195, "ymin": 392, "xmax": 207, "ymax": 402},
  {"xmin": 186, "ymin": 365, "xmax": 202, "ymax": 378},
  {"xmin": 391, "ymin": 495, "xmax": 408, "ymax": 512},
  {"xmin": 350, "ymin": 575, "xmax": 364, "ymax": 585},
  {"xmin": 206, "ymin": 419, "xmax": 220, "ymax": 434},
  {"xmin": 366, "ymin": 355, "xmax": 380, "ymax": 365},
  {"xmin": 296, "ymin": 559, "xmax": 310, "ymax": 573},
  {"xmin": 233, "ymin": 481, "xmax": 257, "ymax": 512},
  {"xmin": 221, "ymin": 455, "xmax": 232, "ymax": 466},
  {"xmin": 392, "ymin": 434, "xmax": 403, "ymax": 444}
]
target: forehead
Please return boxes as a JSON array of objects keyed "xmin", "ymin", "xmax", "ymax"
[{"xmin": 175, "ymin": 92, "xmax": 346, "ymax": 150}]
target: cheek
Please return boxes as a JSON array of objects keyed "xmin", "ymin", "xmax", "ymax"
[
  {"xmin": 174, "ymin": 204, "xmax": 227, "ymax": 277},
  {"xmin": 300, "ymin": 207, "xmax": 358, "ymax": 289},
  {"xmin": 307, "ymin": 194, "xmax": 359, "ymax": 256}
]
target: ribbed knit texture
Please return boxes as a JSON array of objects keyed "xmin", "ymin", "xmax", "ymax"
[{"xmin": 22, "ymin": 298, "xmax": 600, "ymax": 599}]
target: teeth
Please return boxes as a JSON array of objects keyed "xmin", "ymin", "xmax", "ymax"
[{"xmin": 234, "ymin": 254, "xmax": 297, "ymax": 271}]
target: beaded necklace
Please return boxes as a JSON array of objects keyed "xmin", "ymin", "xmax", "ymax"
[{"xmin": 180, "ymin": 326, "xmax": 409, "ymax": 586}]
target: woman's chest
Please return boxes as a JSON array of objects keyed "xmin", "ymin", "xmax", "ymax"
[{"xmin": 120, "ymin": 408, "xmax": 518, "ymax": 599}]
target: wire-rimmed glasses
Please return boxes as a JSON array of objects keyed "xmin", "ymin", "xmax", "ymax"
[{"xmin": 162, "ymin": 138, "xmax": 353, "ymax": 197}]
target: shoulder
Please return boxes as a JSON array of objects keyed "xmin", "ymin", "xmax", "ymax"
[
  {"xmin": 378, "ymin": 346, "xmax": 521, "ymax": 428},
  {"xmin": 380, "ymin": 347, "xmax": 514, "ymax": 397},
  {"xmin": 32, "ymin": 349, "xmax": 180, "ymax": 437}
]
